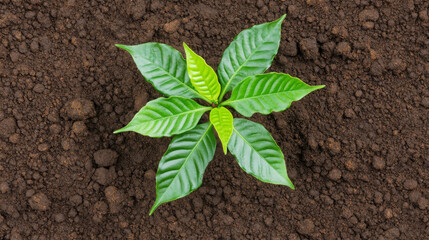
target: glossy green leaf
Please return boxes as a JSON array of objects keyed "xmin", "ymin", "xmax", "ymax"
[
  {"xmin": 222, "ymin": 73, "xmax": 325, "ymax": 117},
  {"xmin": 228, "ymin": 118, "xmax": 294, "ymax": 188},
  {"xmin": 217, "ymin": 14, "xmax": 286, "ymax": 101},
  {"xmin": 209, "ymin": 107, "xmax": 233, "ymax": 154},
  {"xmin": 114, "ymin": 96, "xmax": 211, "ymax": 137},
  {"xmin": 150, "ymin": 123, "xmax": 216, "ymax": 214},
  {"xmin": 116, "ymin": 43, "xmax": 207, "ymax": 101},
  {"xmin": 183, "ymin": 43, "xmax": 221, "ymax": 103}
]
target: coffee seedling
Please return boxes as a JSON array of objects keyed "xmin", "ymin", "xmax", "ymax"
[{"xmin": 115, "ymin": 14, "xmax": 324, "ymax": 214}]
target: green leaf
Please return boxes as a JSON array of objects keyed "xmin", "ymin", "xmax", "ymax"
[
  {"xmin": 228, "ymin": 118, "xmax": 294, "ymax": 188},
  {"xmin": 217, "ymin": 14, "xmax": 286, "ymax": 101},
  {"xmin": 209, "ymin": 107, "xmax": 233, "ymax": 154},
  {"xmin": 114, "ymin": 96, "xmax": 211, "ymax": 137},
  {"xmin": 150, "ymin": 123, "xmax": 216, "ymax": 215},
  {"xmin": 222, "ymin": 73, "xmax": 325, "ymax": 117},
  {"xmin": 183, "ymin": 42, "xmax": 221, "ymax": 103},
  {"xmin": 116, "ymin": 43, "xmax": 208, "ymax": 101}
]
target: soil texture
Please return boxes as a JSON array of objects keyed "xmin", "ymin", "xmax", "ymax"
[{"xmin": 0, "ymin": 0, "xmax": 428, "ymax": 239}]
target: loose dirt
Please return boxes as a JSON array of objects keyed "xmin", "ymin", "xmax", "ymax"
[{"xmin": 0, "ymin": 0, "xmax": 428, "ymax": 239}]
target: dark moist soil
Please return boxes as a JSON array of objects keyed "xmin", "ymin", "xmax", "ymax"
[{"xmin": 0, "ymin": 0, "xmax": 428, "ymax": 239}]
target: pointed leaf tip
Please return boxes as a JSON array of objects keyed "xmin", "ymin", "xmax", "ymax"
[
  {"xmin": 115, "ymin": 44, "xmax": 128, "ymax": 50},
  {"xmin": 223, "ymin": 73, "xmax": 325, "ymax": 117},
  {"xmin": 149, "ymin": 204, "xmax": 157, "ymax": 215},
  {"xmin": 289, "ymin": 180, "xmax": 295, "ymax": 190},
  {"xmin": 210, "ymin": 107, "xmax": 233, "ymax": 155},
  {"xmin": 217, "ymin": 14, "xmax": 285, "ymax": 100},
  {"xmin": 113, "ymin": 126, "xmax": 129, "ymax": 134},
  {"xmin": 150, "ymin": 123, "xmax": 216, "ymax": 214},
  {"xmin": 228, "ymin": 119, "xmax": 294, "ymax": 188}
]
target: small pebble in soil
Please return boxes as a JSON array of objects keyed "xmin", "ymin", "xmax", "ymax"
[
  {"xmin": 421, "ymin": 97, "xmax": 429, "ymax": 108},
  {"xmin": 7, "ymin": 134, "xmax": 18, "ymax": 144},
  {"xmin": 33, "ymin": 83, "xmax": 45, "ymax": 93},
  {"xmin": 362, "ymin": 21, "xmax": 374, "ymax": 29},
  {"xmin": 403, "ymin": 179, "xmax": 418, "ymax": 190},
  {"xmin": 355, "ymin": 90, "xmax": 363, "ymax": 97},
  {"xmin": 374, "ymin": 191, "xmax": 383, "ymax": 204},
  {"xmin": 192, "ymin": 197, "xmax": 203, "ymax": 212},
  {"xmin": 264, "ymin": 216, "xmax": 273, "ymax": 226},
  {"xmin": 299, "ymin": 38, "xmax": 319, "ymax": 60},
  {"xmin": 92, "ymin": 201, "xmax": 108, "ymax": 223},
  {"xmin": 418, "ymin": 198, "xmax": 428, "ymax": 210},
  {"xmin": 370, "ymin": 61, "xmax": 384, "ymax": 76},
  {"xmin": 387, "ymin": 57, "xmax": 406, "ymax": 74},
  {"xmin": 223, "ymin": 215, "xmax": 234, "ymax": 225},
  {"xmin": 9, "ymin": 51, "xmax": 20, "ymax": 62},
  {"xmin": 358, "ymin": 9, "xmax": 379, "ymax": 22},
  {"xmin": 0, "ymin": 118, "xmax": 16, "ymax": 138},
  {"xmin": 134, "ymin": 91, "xmax": 148, "ymax": 111},
  {"xmin": 344, "ymin": 108, "xmax": 355, "ymax": 118},
  {"xmin": 328, "ymin": 168, "xmax": 342, "ymax": 181},
  {"xmin": 409, "ymin": 190, "xmax": 421, "ymax": 204},
  {"xmin": 297, "ymin": 219, "xmax": 314, "ymax": 235},
  {"xmin": 62, "ymin": 98, "xmax": 96, "ymax": 120},
  {"xmin": 93, "ymin": 167, "xmax": 115, "ymax": 185},
  {"xmin": 49, "ymin": 124, "xmax": 62, "ymax": 134},
  {"xmin": 384, "ymin": 228, "xmax": 400, "ymax": 239},
  {"xmin": 54, "ymin": 213, "xmax": 66, "ymax": 222},
  {"xmin": 26, "ymin": 189, "xmax": 35, "ymax": 198},
  {"xmin": 0, "ymin": 182, "xmax": 10, "ymax": 193},
  {"xmin": 30, "ymin": 40, "xmax": 39, "ymax": 51},
  {"xmin": 28, "ymin": 192, "xmax": 51, "ymax": 211},
  {"xmin": 335, "ymin": 42, "xmax": 351, "ymax": 58},
  {"xmin": 164, "ymin": 19, "xmax": 180, "ymax": 33},
  {"xmin": 372, "ymin": 156, "xmax": 385, "ymax": 170},
  {"xmin": 94, "ymin": 149, "xmax": 118, "ymax": 167},
  {"xmin": 341, "ymin": 208, "xmax": 353, "ymax": 219},
  {"xmin": 344, "ymin": 159, "xmax": 357, "ymax": 171},
  {"xmin": 72, "ymin": 121, "xmax": 88, "ymax": 136},
  {"xmin": 104, "ymin": 186, "xmax": 124, "ymax": 214},
  {"xmin": 288, "ymin": 233, "xmax": 300, "ymax": 240},
  {"xmin": 384, "ymin": 208, "xmax": 393, "ymax": 219},
  {"xmin": 284, "ymin": 40, "xmax": 298, "ymax": 57},
  {"xmin": 326, "ymin": 138, "xmax": 341, "ymax": 155},
  {"xmin": 69, "ymin": 194, "xmax": 83, "ymax": 206},
  {"xmin": 144, "ymin": 170, "xmax": 156, "ymax": 181},
  {"xmin": 419, "ymin": 10, "xmax": 429, "ymax": 22},
  {"xmin": 37, "ymin": 143, "xmax": 50, "ymax": 152}
]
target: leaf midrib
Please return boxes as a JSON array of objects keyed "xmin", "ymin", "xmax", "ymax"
[
  {"xmin": 156, "ymin": 124, "xmax": 213, "ymax": 204},
  {"xmin": 140, "ymin": 107, "xmax": 211, "ymax": 124},
  {"xmin": 232, "ymin": 127, "xmax": 285, "ymax": 181},
  {"xmin": 223, "ymin": 88, "xmax": 317, "ymax": 105},
  {"xmin": 219, "ymin": 24, "xmax": 279, "ymax": 101}
]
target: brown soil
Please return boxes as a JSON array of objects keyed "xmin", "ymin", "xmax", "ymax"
[{"xmin": 1, "ymin": 0, "xmax": 428, "ymax": 239}]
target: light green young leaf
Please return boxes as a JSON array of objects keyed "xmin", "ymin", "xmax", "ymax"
[
  {"xmin": 114, "ymin": 96, "xmax": 211, "ymax": 137},
  {"xmin": 217, "ymin": 14, "xmax": 286, "ymax": 101},
  {"xmin": 222, "ymin": 73, "xmax": 325, "ymax": 117},
  {"xmin": 209, "ymin": 107, "xmax": 233, "ymax": 154},
  {"xmin": 150, "ymin": 123, "xmax": 216, "ymax": 215},
  {"xmin": 116, "ymin": 43, "xmax": 207, "ymax": 101},
  {"xmin": 228, "ymin": 118, "xmax": 294, "ymax": 188},
  {"xmin": 183, "ymin": 43, "xmax": 221, "ymax": 103}
]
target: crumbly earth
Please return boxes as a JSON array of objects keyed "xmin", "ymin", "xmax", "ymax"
[{"xmin": 0, "ymin": 0, "xmax": 428, "ymax": 239}]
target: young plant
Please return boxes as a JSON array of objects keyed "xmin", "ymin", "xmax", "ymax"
[{"xmin": 114, "ymin": 14, "xmax": 324, "ymax": 215}]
